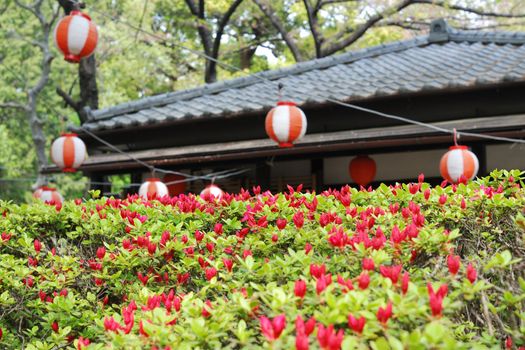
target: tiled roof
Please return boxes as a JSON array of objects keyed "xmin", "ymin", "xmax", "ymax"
[{"xmin": 77, "ymin": 19, "xmax": 525, "ymax": 132}]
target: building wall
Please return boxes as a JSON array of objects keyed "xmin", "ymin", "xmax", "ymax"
[{"xmin": 324, "ymin": 145, "xmax": 525, "ymax": 186}]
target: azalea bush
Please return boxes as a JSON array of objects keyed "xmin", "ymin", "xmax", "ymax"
[{"xmin": 1, "ymin": 170, "xmax": 524, "ymax": 350}]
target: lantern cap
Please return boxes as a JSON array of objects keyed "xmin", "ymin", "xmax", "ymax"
[
  {"xmin": 41, "ymin": 186, "xmax": 56, "ymax": 191},
  {"xmin": 277, "ymin": 101, "xmax": 297, "ymax": 107},
  {"xmin": 146, "ymin": 178, "xmax": 161, "ymax": 182},
  {"xmin": 61, "ymin": 132, "xmax": 78, "ymax": 138},
  {"xmin": 449, "ymin": 145, "xmax": 469, "ymax": 150}
]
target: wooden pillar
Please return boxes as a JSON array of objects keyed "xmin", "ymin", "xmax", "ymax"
[
  {"xmin": 311, "ymin": 158, "xmax": 324, "ymax": 193},
  {"xmin": 256, "ymin": 162, "xmax": 271, "ymax": 192},
  {"xmin": 471, "ymin": 144, "xmax": 487, "ymax": 177}
]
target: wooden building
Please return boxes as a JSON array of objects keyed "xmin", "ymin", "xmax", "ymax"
[{"xmin": 46, "ymin": 19, "xmax": 525, "ymax": 194}]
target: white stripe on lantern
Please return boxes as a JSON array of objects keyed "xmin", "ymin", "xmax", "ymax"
[
  {"xmin": 51, "ymin": 137, "xmax": 66, "ymax": 168},
  {"xmin": 72, "ymin": 137, "xmax": 87, "ymax": 168},
  {"xmin": 272, "ymin": 106, "xmax": 291, "ymax": 143},
  {"xmin": 40, "ymin": 190, "xmax": 63, "ymax": 203},
  {"xmin": 446, "ymin": 149, "xmax": 464, "ymax": 182},
  {"xmin": 68, "ymin": 15, "xmax": 89, "ymax": 55},
  {"xmin": 139, "ymin": 181, "xmax": 169, "ymax": 199},
  {"xmin": 209, "ymin": 186, "xmax": 223, "ymax": 197},
  {"xmin": 156, "ymin": 182, "xmax": 169, "ymax": 197}
]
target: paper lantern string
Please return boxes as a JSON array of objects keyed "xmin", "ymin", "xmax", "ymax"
[{"xmin": 453, "ymin": 128, "xmax": 459, "ymax": 146}]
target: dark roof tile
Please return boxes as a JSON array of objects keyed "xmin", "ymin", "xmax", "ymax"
[{"xmin": 76, "ymin": 20, "xmax": 525, "ymax": 132}]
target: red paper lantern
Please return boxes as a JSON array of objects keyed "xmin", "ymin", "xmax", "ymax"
[
  {"xmin": 139, "ymin": 178, "xmax": 169, "ymax": 199},
  {"xmin": 33, "ymin": 186, "xmax": 63, "ymax": 204},
  {"xmin": 50, "ymin": 133, "xmax": 87, "ymax": 172},
  {"xmin": 440, "ymin": 145, "xmax": 478, "ymax": 184},
  {"xmin": 200, "ymin": 184, "xmax": 224, "ymax": 199},
  {"xmin": 163, "ymin": 174, "xmax": 187, "ymax": 196},
  {"xmin": 349, "ymin": 155, "xmax": 377, "ymax": 186},
  {"xmin": 265, "ymin": 101, "xmax": 307, "ymax": 148},
  {"xmin": 54, "ymin": 11, "xmax": 98, "ymax": 63}
]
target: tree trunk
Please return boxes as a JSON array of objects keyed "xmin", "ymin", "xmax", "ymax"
[
  {"xmin": 239, "ymin": 47, "xmax": 257, "ymax": 70},
  {"xmin": 79, "ymin": 54, "xmax": 99, "ymax": 111}
]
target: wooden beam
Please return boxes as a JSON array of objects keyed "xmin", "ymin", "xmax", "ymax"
[{"xmin": 45, "ymin": 114, "xmax": 525, "ymax": 174}]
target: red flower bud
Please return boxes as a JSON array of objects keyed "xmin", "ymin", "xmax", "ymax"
[
  {"xmin": 376, "ymin": 302, "xmax": 393, "ymax": 325},
  {"xmin": 348, "ymin": 314, "xmax": 365, "ymax": 334},
  {"xmin": 506, "ymin": 337, "xmax": 513, "ymax": 349},
  {"xmin": 362, "ymin": 258, "xmax": 374, "ymax": 271},
  {"xmin": 466, "ymin": 263, "xmax": 477, "ymax": 284},
  {"xmin": 147, "ymin": 242, "xmax": 157, "ymax": 255},
  {"xmin": 317, "ymin": 324, "xmax": 344, "ymax": 350},
  {"xmin": 358, "ymin": 272, "xmax": 370, "ymax": 290},
  {"xmin": 447, "ymin": 254, "xmax": 460, "ymax": 275},
  {"xmin": 294, "ymin": 280, "xmax": 307, "ymax": 299},
  {"xmin": 96, "ymin": 247, "xmax": 106, "ymax": 260},
  {"xmin": 205, "ymin": 267, "xmax": 217, "ymax": 281},
  {"xmin": 401, "ymin": 272, "xmax": 409, "ymax": 295},
  {"xmin": 34, "ymin": 239, "xmax": 42, "ymax": 254},
  {"xmin": 51, "ymin": 321, "xmax": 59, "ymax": 333},
  {"xmin": 309, "ymin": 263, "xmax": 326, "ymax": 279},
  {"xmin": 260, "ymin": 314, "xmax": 286, "ymax": 341},
  {"xmin": 305, "ymin": 243, "xmax": 312, "ymax": 254},
  {"xmin": 293, "ymin": 211, "xmax": 304, "ymax": 229},
  {"xmin": 194, "ymin": 230, "xmax": 204, "ymax": 243},
  {"xmin": 214, "ymin": 223, "xmax": 223, "ymax": 235},
  {"xmin": 276, "ymin": 218, "xmax": 287, "ymax": 230},
  {"xmin": 223, "ymin": 258, "xmax": 233, "ymax": 272}
]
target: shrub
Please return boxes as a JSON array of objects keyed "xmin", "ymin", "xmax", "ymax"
[{"xmin": 0, "ymin": 170, "xmax": 524, "ymax": 349}]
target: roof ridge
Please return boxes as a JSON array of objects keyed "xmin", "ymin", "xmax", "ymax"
[{"xmin": 87, "ymin": 19, "xmax": 525, "ymax": 121}]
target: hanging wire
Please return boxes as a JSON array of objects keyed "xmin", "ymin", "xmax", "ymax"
[
  {"xmin": 77, "ymin": 126, "xmax": 247, "ymax": 183},
  {"xmin": 87, "ymin": 7, "xmax": 525, "ymax": 145}
]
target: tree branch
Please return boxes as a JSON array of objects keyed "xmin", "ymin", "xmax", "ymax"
[
  {"xmin": 303, "ymin": 0, "xmax": 323, "ymax": 58},
  {"xmin": 412, "ymin": 0, "xmax": 525, "ymax": 18},
  {"xmin": 0, "ymin": 102, "xmax": 29, "ymax": 111},
  {"xmin": 184, "ymin": 0, "xmax": 199, "ymax": 16},
  {"xmin": 206, "ymin": 0, "xmax": 244, "ymax": 82},
  {"xmin": 322, "ymin": 0, "xmax": 414, "ymax": 56},
  {"xmin": 252, "ymin": 0, "xmax": 304, "ymax": 62},
  {"xmin": 56, "ymin": 87, "xmax": 80, "ymax": 110}
]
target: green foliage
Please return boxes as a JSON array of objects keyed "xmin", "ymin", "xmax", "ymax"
[{"xmin": 0, "ymin": 171, "xmax": 524, "ymax": 349}]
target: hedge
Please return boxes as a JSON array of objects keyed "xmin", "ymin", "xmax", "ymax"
[{"xmin": 0, "ymin": 170, "xmax": 524, "ymax": 349}]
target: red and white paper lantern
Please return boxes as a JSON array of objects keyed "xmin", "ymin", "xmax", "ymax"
[
  {"xmin": 200, "ymin": 184, "xmax": 224, "ymax": 199},
  {"xmin": 265, "ymin": 101, "xmax": 307, "ymax": 148},
  {"xmin": 440, "ymin": 145, "xmax": 479, "ymax": 184},
  {"xmin": 33, "ymin": 186, "xmax": 64, "ymax": 204},
  {"xmin": 139, "ymin": 178, "xmax": 169, "ymax": 199},
  {"xmin": 54, "ymin": 10, "xmax": 98, "ymax": 63},
  {"xmin": 50, "ymin": 133, "xmax": 87, "ymax": 172},
  {"xmin": 349, "ymin": 155, "xmax": 377, "ymax": 186}
]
